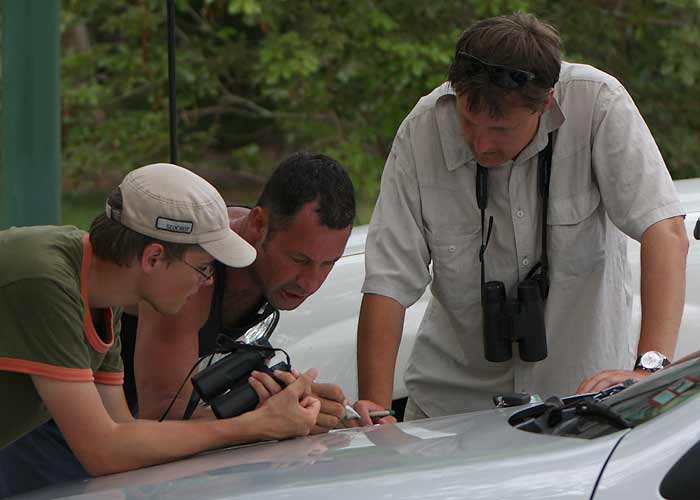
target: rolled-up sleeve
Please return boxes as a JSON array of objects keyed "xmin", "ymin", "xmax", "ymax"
[
  {"xmin": 591, "ymin": 83, "xmax": 684, "ymax": 241},
  {"xmin": 362, "ymin": 124, "xmax": 432, "ymax": 308}
]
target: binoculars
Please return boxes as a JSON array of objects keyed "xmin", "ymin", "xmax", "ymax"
[
  {"xmin": 482, "ymin": 277, "xmax": 548, "ymax": 363},
  {"xmin": 191, "ymin": 342, "xmax": 291, "ymax": 419}
]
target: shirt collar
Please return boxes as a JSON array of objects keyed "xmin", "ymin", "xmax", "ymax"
[
  {"xmin": 434, "ymin": 84, "xmax": 565, "ymax": 172},
  {"xmin": 515, "ymin": 97, "xmax": 565, "ymax": 165},
  {"xmin": 435, "ymin": 85, "xmax": 471, "ymax": 172}
]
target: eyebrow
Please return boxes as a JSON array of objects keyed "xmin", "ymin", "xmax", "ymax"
[
  {"xmin": 290, "ymin": 252, "xmax": 342, "ymax": 264},
  {"xmin": 461, "ymin": 113, "xmax": 510, "ymax": 128}
]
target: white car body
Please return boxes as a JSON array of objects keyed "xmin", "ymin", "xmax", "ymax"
[
  {"xmin": 275, "ymin": 177, "xmax": 700, "ymax": 403},
  {"xmin": 22, "ymin": 357, "xmax": 700, "ymax": 499}
]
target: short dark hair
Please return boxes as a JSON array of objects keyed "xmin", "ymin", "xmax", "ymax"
[
  {"xmin": 448, "ymin": 13, "xmax": 561, "ymax": 116},
  {"xmin": 256, "ymin": 152, "xmax": 355, "ymax": 234},
  {"xmin": 89, "ymin": 188, "xmax": 196, "ymax": 266}
]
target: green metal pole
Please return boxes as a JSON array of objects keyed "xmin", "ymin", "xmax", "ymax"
[{"xmin": 1, "ymin": 0, "xmax": 61, "ymax": 229}]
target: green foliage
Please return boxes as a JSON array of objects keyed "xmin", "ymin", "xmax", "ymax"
[
  {"xmin": 530, "ymin": 0, "xmax": 700, "ymax": 177},
  {"xmin": 59, "ymin": 0, "xmax": 700, "ymax": 220},
  {"xmin": 61, "ymin": 192, "xmax": 105, "ymax": 230}
]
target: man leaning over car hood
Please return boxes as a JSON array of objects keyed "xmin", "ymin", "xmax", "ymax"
[
  {"xmin": 354, "ymin": 13, "xmax": 688, "ymax": 425},
  {"xmin": 134, "ymin": 152, "xmax": 355, "ymax": 427}
]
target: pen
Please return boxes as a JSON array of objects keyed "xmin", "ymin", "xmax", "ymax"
[
  {"xmin": 343, "ymin": 405, "xmax": 396, "ymax": 420},
  {"xmin": 368, "ymin": 410, "xmax": 395, "ymax": 418}
]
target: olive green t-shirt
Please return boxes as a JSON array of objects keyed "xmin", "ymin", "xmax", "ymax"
[{"xmin": 0, "ymin": 226, "xmax": 123, "ymax": 448}]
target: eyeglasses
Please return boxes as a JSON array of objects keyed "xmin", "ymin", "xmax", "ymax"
[
  {"xmin": 176, "ymin": 256, "xmax": 216, "ymax": 281},
  {"xmin": 457, "ymin": 52, "xmax": 536, "ymax": 89}
]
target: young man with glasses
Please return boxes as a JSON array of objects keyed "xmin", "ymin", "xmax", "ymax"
[
  {"xmin": 0, "ymin": 164, "xmax": 322, "ymax": 490},
  {"xmin": 0, "ymin": 153, "xmax": 355, "ymax": 497},
  {"xmin": 353, "ymin": 13, "xmax": 688, "ymax": 424}
]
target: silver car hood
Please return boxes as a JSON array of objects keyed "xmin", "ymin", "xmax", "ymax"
[{"xmin": 23, "ymin": 407, "xmax": 625, "ymax": 500}]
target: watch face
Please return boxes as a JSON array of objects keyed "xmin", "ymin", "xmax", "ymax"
[{"xmin": 641, "ymin": 351, "xmax": 665, "ymax": 370}]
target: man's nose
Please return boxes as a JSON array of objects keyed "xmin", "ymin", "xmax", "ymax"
[
  {"xmin": 473, "ymin": 131, "xmax": 495, "ymax": 155},
  {"xmin": 297, "ymin": 266, "xmax": 325, "ymax": 294}
]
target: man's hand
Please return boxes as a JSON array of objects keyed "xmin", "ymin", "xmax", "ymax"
[
  {"xmin": 309, "ymin": 382, "xmax": 346, "ymax": 434},
  {"xmin": 257, "ymin": 368, "xmax": 320, "ymax": 439},
  {"xmin": 350, "ymin": 399, "xmax": 397, "ymax": 427},
  {"xmin": 576, "ymin": 369, "xmax": 649, "ymax": 394},
  {"xmin": 249, "ymin": 369, "xmax": 287, "ymax": 405},
  {"xmin": 265, "ymin": 370, "xmax": 347, "ymax": 434}
]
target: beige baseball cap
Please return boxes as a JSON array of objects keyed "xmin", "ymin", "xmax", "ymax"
[{"xmin": 106, "ymin": 163, "xmax": 256, "ymax": 268}]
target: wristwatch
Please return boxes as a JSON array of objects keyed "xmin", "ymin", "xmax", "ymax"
[{"xmin": 635, "ymin": 351, "xmax": 670, "ymax": 372}]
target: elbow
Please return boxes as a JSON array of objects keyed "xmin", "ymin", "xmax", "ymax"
[
  {"xmin": 643, "ymin": 216, "xmax": 689, "ymax": 258},
  {"xmin": 138, "ymin": 402, "xmax": 165, "ymax": 421},
  {"xmin": 79, "ymin": 451, "xmax": 123, "ymax": 477},
  {"xmin": 73, "ymin": 425, "xmax": 134, "ymax": 477},
  {"xmin": 672, "ymin": 218, "xmax": 690, "ymax": 257},
  {"xmin": 84, "ymin": 464, "xmax": 111, "ymax": 478},
  {"xmin": 681, "ymin": 233, "xmax": 690, "ymax": 258},
  {"xmin": 137, "ymin": 392, "xmax": 179, "ymax": 421},
  {"xmin": 150, "ymin": 396, "xmax": 185, "ymax": 421},
  {"xmin": 681, "ymin": 224, "xmax": 690, "ymax": 253}
]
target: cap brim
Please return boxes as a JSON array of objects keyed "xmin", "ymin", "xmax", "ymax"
[{"xmin": 200, "ymin": 230, "xmax": 257, "ymax": 268}]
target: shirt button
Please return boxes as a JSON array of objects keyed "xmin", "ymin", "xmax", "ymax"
[
  {"xmin": 522, "ymin": 257, "xmax": 530, "ymax": 266},
  {"xmin": 448, "ymin": 245, "xmax": 457, "ymax": 253},
  {"xmin": 516, "ymin": 209, "xmax": 525, "ymax": 218}
]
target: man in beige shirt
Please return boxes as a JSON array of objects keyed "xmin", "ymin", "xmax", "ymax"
[{"xmin": 355, "ymin": 13, "xmax": 689, "ymax": 423}]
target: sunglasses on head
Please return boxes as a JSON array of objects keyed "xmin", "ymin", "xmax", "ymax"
[{"xmin": 457, "ymin": 52, "xmax": 536, "ymax": 89}]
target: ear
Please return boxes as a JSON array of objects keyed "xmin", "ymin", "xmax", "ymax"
[
  {"xmin": 247, "ymin": 206, "xmax": 269, "ymax": 246},
  {"xmin": 140, "ymin": 243, "xmax": 167, "ymax": 274},
  {"xmin": 542, "ymin": 88, "xmax": 555, "ymax": 112}
]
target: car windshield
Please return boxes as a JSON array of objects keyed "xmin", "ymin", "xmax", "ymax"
[
  {"xmin": 604, "ymin": 358, "xmax": 700, "ymax": 425},
  {"xmin": 511, "ymin": 358, "xmax": 700, "ymax": 439}
]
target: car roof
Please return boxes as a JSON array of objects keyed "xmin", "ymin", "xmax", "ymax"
[{"xmin": 675, "ymin": 177, "xmax": 700, "ymax": 215}]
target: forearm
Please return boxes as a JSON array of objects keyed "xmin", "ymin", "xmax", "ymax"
[
  {"xmin": 149, "ymin": 400, "xmax": 215, "ymax": 421},
  {"xmin": 45, "ymin": 381, "xmax": 273, "ymax": 476},
  {"xmin": 140, "ymin": 385, "xmax": 213, "ymax": 421},
  {"xmin": 357, "ymin": 293, "xmax": 406, "ymax": 407},
  {"xmin": 86, "ymin": 412, "xmax": 265, "ymax": 475},
  {"xmin": 638, "ymin": 216, "xmax": 688, "ymax": 359},
  {"xmin": 92, "ymin": 411, "xmax": 272, "ymax": 475},
  {"xmin": 37, "ymin": 370, "xmax": 320, "ymax": 477}
]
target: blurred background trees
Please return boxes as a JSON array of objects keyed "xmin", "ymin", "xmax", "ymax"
[{"xmin": 57, "ymin": 0, "xmax": 700, "ymax": 225}]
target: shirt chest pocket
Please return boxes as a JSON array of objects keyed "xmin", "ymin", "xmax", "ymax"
[
  {"xmin": 426, "ymin": 225, "xmax": 482, "ymax": 308},
  {"xmin": 547, "ymin": 185, "xmax": 606, "ymax": 281}
]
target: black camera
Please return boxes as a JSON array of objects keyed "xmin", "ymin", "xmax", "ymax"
[
  {"xmin": 481, "ymin": 278, "xmax": 548, "ymax": 362},
  {"xmin": 191, "ymin": 340, "xmax": 291, "ymax": 419}
]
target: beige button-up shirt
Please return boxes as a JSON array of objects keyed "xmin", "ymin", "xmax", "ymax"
[{"xmin": 362, "ymin": 62, "xmax": 684, "ymax": 417}]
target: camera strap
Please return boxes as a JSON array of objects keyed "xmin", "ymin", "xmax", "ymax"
[
  {"xmin": 526, "ymin": 132, "xmax": 553, "ymax": 297},
  {"xmin": 181, "ymin": 355, "xmax": 216, "ymax": 421},
  {"xmin": 477, "ymin": 132, "xmax": 554, "ymax": 299},
  {"xmin": 476, "ymin": 165, "xmax": 494, "ymax": 287}
]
